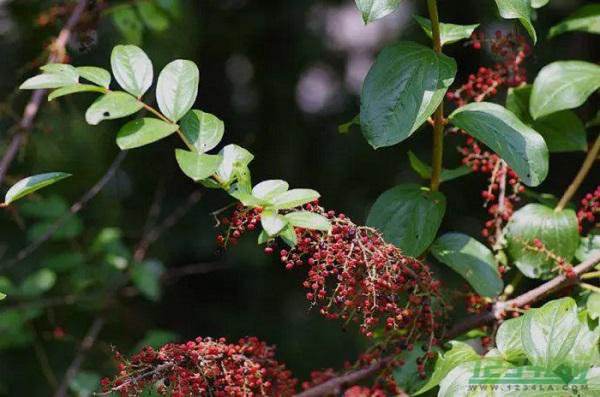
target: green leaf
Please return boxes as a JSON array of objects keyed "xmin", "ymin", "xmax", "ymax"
[
  {"xmin": 563, "ymin": 312, "xmax": 600, "ymax": 371},
  {"xmin": 76, "ymin": 66, "xmax": 111, "ymax": 88},
  {"xmin": 521, "ymin": 298, "xmax": 580, "ymax": 371},
  {"xmin": 588, "ymin": 294, "xmax": 600, "ymax": 321},
  {"xmin": 270, "ymin": 189, "xmax": 320, "ymax": 210},
  {"xmin": 392, "ymin": 343, "xmax": 439, "ymax": 394},
  {"xmin": 112, "ymin": 6, "xmax": 143, "ymax": 45},
  {"xmin": 413, "ymin": 16, "xmax": 479, "ymax": 46},
  {"xmin": 354, "ymin": 0, "xmax": 401, "ymax": 24},
  {"xmin": 549, "ymin": 4, "xmax": 600, "ymax": 38},
  {"xmin": 431, "ymin": 232, "xmax": 503, "ymax": 297},
  {"xmin": 506, "ymin": 204, "xmax": 579, "ymax": 279},
  {"xmin": 4, "ymin": 172, "xmax": 71, "ymax": 204},
  {"xmin": 338, "ymin": 115, "xmax": 359, "ymax": 134},
  {"xmin": 415, "ymin": 341, "xmax": 480, "ymax": 395},
  {"xmin": 252, "ymin": 180, "xmax": 289, "ymax": 202},
  {"xmin": 136, "ymin": 1, "xmax": 169, "ymax": 32},
  {"xmin": 494, "ymin": 0, "xmax": 537, "ymax": 43},
  {"xmin": 531, "ymin": 0, "xmax": 550, "ymax": 8},
  {"xmin": 131, "ymin": 259, "xmax": 165, "ymax": 301},
  {"xmin": 111, "ymin": 45, "xmax": 153, "ymax": 98},
  {"xmin": 228, "ymin": 188, "xmax": 269, "ymax": 208},
  {"xmin": 175, "ymin": 149, "xmax": 222, "ymax": 182},
  {"xmin": 496, "ymin": 316, "xmax": 527, "ymax": 362},
  {"xmin": 438, "ymin": 359, "xmax": 514, "ymax": 397},
  {"xmin": 179, "ymin": 110, "xmax": 224, "ymax": 153},
  {"xmin": 261, "ymin": 210, "xmax": 288, "ymax": 236},
  {"xmin": 0, "ymin": 292, "xmax": 6, "ymax": 301},
  {"xmin": 116, "ymin": 118, "xmax": 178, "ymax": 149},
  {"xmin": 215, "ymin": 144, "xmax": 254, "ymax": 184},
  {"xmin": 156, "ymin": 60, "xmax": 199, "ymax": 122},
  {"xmin": 20, "ymin": 269, "xmax": 56, "ymax": 297},
  {"xmin": 257, "ymin": 230, "xmax": 270, "ymax": 245},
  {"xmin": 284, "ymin": 211, "xmax": 331, "ymax": 231},
  {"xmin": 19, "ymin": 64, "xmax": 79, "ymax": 89},
  {"xmin": 70, "ymin": 371, "xmax": 100, "ymax": 397},
  {"xmin": 408, "ymin": 151, "xmax": 472, "ymax": 182},
  {"xmin": 448, "ymin": 102, "xmax": 549, "ymax": 187},
  {"xmin": 366, "ymin": 184, "xmax": 446, "ymax": 257},
  {"xmin": 577, "ymin": 232, "xmax": 600, "ymax": 262},
  {"xmin": 48, "ymin": 84, "xmax": 106, "ymax": 101},
  {"xmin": 574, "ymin": 367, "xmax": 600, "ymax": 394},
  {"xmin": 279, "ymin": 225, "xmax": 298, "ymax": 247},
  {"xmin": 506, "ymin": 85, "xmax": 587, "ymax": 153},
  {"xmin": 85, "ymin": 91, "xmax": 143, "ymax": 125},
  {"xmin": 360, "ymin": 41, "xmax": 456, "ymax": 148},
  {"xmin": 530, "ymin": 61, "xmax": 600, "ymax": 119}
]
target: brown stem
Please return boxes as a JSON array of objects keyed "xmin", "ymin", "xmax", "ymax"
[
  {"xmin": 0, "ymin": 0, "xmax": 89, "ymax": 185},
  {"xmin": 555, "ymin": 134, "xmax": 600, "ymax": 212}
]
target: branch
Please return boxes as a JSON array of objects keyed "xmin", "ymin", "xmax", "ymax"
[
  {"xmin": 0, "ymin": 151, "xmax": 127, "ymax": 272},
  {"xmin": 296, "ymin": 250, "xmax": 600, "ymax": 397},
  {"xmin": 53, "ymin": 317, "xmax": 105, "ymax": 397},
  {"xmin": 0, "ymin": 0, "xmax": 89, "ymax": 185}
]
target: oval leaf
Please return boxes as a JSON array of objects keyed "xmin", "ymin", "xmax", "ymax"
[
  {"xmin": 76, "ymin": 66, "xmax": 111, "ymax": 88},
  {"xmin": 506, "ymin": 203, "xmax": 579, "ymax": 279},
  {"xmin": 521, "ymin": 297, "xmax": 579, "ymax": 371},
  {"xmin": 284, "ymin": 211, "xmax": 331, "ymax": 231},
  {"xmin": 360, "ymin": 41, "xmax": 456, "ymax": 148},
  {"xmin": 111, "ymin": 45, "xmax": 153, "ymax": 98},
  {"xmin": 252, "ymin": 180, "xmax": 289, "ymax": 202},
  {"xmin": 261, "ymin": 210, "xmax": 288, "ymax": 236},
  {"xmin": 215, "ymin": 144, "xmax": 254, "ymax": 184},
  {"xmin": 431, "ymin": 232, "xmax": 503, "ymax": 297},
  {"xmin": 355, "ymin": 0, "xmax": 401, "ymax": 24},
  {"xmin": 494, "ymin": 0, "xmax": 537, "ymax": 43},
  {"xmin": 530, "ymin": 61, "xmax": 600, "ymax": 119},
  {"xmin": 367, "ymin": 184, "xmax": 446, "ymax": 257},
  {"xmin": 270, "ymin": 189, "xmax": 320, "ymax": 210},
  {"xmin": 179, "ymin": 110, "xmax": 224, "ymax": 153},
  {"xmin": 496, "ymin": 316, "xmax": 527, "ymax": 362},
  {"xmin": 112, "ymin": 7, "xmax": 143, "ymax": 45},
  {"xmin": 136, "ymin": 1, "xmax": 169, "ymax": 32},
  {"xmin": 413, "ymin": 16, "xmax": 479, "ymax": 46},
  {"xmin": 175, "ymin": 149, "xmax": 222, "ymax": 182},
  {"xmin": 588, "ymin": 293, "xmax": 600, "ymax": 321},
  {"xmin": 85, "ymin": 92, "xmax": 144, "ymax": 125},
  {"xmin": 156, "ymin": 60, "xmax": 199, "ymax": 122},
  {"xmin": 449, "ymin": 102, "xmax": 549, "ymax": 186},
  {"xmin": 116, "ymin": 118, "xmax": 178, "ymax": 149},
  {"xmin": 20, "ymin": 64, "xmax": 79, "ymax": 90},
  {"xmin": 4, "ymin": 172, "xmax": 71, "ymax": 205},
  {"xmin": 19, "ymin": 269, "xmax": 56, "ymax": 297},
  {"xmin": 549, "ymin": 4, "xmax": 600, "ymax": 38},
  {"xmin": 48, "ymin": 84, "xmax": 106, "ymax": 101}
]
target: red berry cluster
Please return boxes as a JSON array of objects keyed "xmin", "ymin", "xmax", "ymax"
[
  {"xmin": 216, "ymin": 204, "xmax": 262, "ymax": 247},
  {"xmin": 101, "ymin": 336, "xmax": 297, "ymax": 397},
  {"xmin": 577, "ymin": 186, "xmax": 600, "ymax": 233},
  {"xmin": 465, "ymin": 292, "xmax": 491, "ymax": 314},
  {"xmin": 447, "ymin": 31, "xmax": 530, "ymax": 107}
]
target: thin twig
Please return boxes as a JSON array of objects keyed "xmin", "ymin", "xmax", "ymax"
[
  {"xmin": 0, "ymin": 0, "xmax": 89, "ymax": 185},
  {"xmin": 0, "ymin": 151, "xmax": 127, "ymax": 272},
  {"xmin": 53, "ymin": 317, "xmax": 105, "ymax": 397}
]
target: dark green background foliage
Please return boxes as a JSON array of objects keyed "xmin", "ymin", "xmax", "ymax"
[{"xmin": 0, "ymin": 0, "xmax": 597, "ymax": 395}]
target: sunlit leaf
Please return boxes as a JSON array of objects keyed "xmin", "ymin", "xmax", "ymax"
[
  {"xmin": 111, "ymin": 45, "xmax": 153, "ymax": 97},
  {"xmin": 4, "ymin": 172, "xmax": 71, "ymax": 204},
  {"xmin": 116, "ymin": 118, "xmax": 178, "ymax": 149}
]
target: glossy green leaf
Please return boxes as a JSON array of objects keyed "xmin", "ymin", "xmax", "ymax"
[
  {"xmin": 494, "ymin": 0, "xmax": 537, "ymax": 43},
  {"xmin": 228, "ymin": 188, "xmax": 269, "ymax": 208},
  {"xmin": 449, "ymin": 102, "xmax": 549, "ymax": 186},
  {"xmin": 85, "ymin": 92, "xmax": 143, "ymax": 125},
  {"xmin": 48, "ymin": 84, "xmax": 106, "ymax": 101},
  {"xmin": 111, "ymin": 45, "xmax": 153, "ymax": 98},
  {"xmin": 284, "ymin": 211, "xmax": 331, "ymax": 231},
  {"xmin": 413, "ymin": 16, "xmax": 479, "ymax": 46},
  {"xmin": 521, "ymin": 298, "xmax": 579, "ymax": 370},
  {"xmin": 506, "ymin": 204, "xmax": 579, "ymax": 279},
  {"xmin": 4, "ymin": 172, "xmax": 71, "ymax": 204},
  {"xmin": 112, "ymin": 6, "xmax": 143, "ymax": 45},
  {"xmin": 270, "ymin": 189, "xmax": 320, "ymax": 210},
  {"xmin": 496, "ymin": 316, "xmax": 527, "ymax": 362},
  {"xmin": 131, "ymin": 259, "xmax": 165, "ymax": 301},
  {"xmin": 431, "ymin": 232, "xmax": 503, "ymax": 297},
  {"xmin": 116, "ymin": 118, "xmax": 178, "ymax": 149},
  {"xmin": 175, "ymin": 149, "xmax": 222, "ymax": 182},
  {"xmin": 530, "ymin": 61, "xmax": 600, "ymax": 119},
  {"xmin": 415, "ymin": 341, "xmax": 480, "ymax": 395},
  {"xmin": 577, "ymin": 233, "xmax": 600, "ymax": 262},
  {"xmin": 257, "ymin": 230, "xmax": 270, "ymax": 245},
  {"xmin": 360, "ymin": 41, "xmax": 456, "ymax": 148},
  {"xmin": 438, "ymin": 359, "xmax": 514, "ymax": 397},
  {"xmin": 76, "ymin": 66, "xmax": 111, "ymax": 88},
  {"xmin": 261, "ymin": 210, "xmax": 288, "ymax": 236},
  {"xmin": 506, "ymin": 85, "xmax": 587, "ymax": 153},
  {"xmin": 179, "ymin": 110, "xmax": 224, "ymax": 153},
  {"xmin": 136, "ymin": 1, "xmax": 169, "ymax": 32},
  {"xmin": 367, "ymin": 184, "xmax": 446, "ymax": 257},
  {"xmin": 215, "ymin": 144, "xmax": 254, "ymax": 184},
  {"xmin": 279, "ymin": 225, "xmax": 298, "ymax": 247},
  {"xmin": 549, "ymin": 4, "xmax": 600, "ymax": 38},
  {"xmin": 531, "ymin": 0, "xmax": 550, "ymax": 8},
  {"xmin": 408, "ymin": 151, "xmax": 472, "ymax": 182},
  {"xmin": 354, "ymin": 0, "xmax": 401, "ymax": 24},
  {"xmin": 564, "ymin": 312, "xmax": 600, "ymax": 371},
  {"xmin": 19, "ymin": 269, "xmax": 56, "ymax": 297},
  {"xmin": 252, "ymin": 180, "xmax": 289, "ymax": 202},
  {"xmin": 20, "ymin": 64, "xmax": 79, "ymax": 89},
  {"xmin": 156, "ymin": 60, "xmax": 199, "ymax": 122},
  {"xmin": 0, "ymin": 292, "xmax": 5, "ymax": 301}
]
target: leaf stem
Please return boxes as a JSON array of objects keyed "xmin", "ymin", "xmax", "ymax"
[
  {"xmin": 582, "ymin": 271, "xmax": 600, "ymax": 280},
  {"xmin": 427, "ymin": 0, "xmax": 445, "ymax": 192},
  {"xmin": 555, "ymin": 133, "xmax": 600, "ymax": 212},
  {"xmin": 581, "ymin": 282, "xmax": 600, "ymax": 294},
  {"xmin": 137, "ymin": 101, "xmax": 196, "ymax": 151}
]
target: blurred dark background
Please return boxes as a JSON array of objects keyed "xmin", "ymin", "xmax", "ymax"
[{"xmin": 0, "ymin": 0, "xmax": 597, "ymax": 395}]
